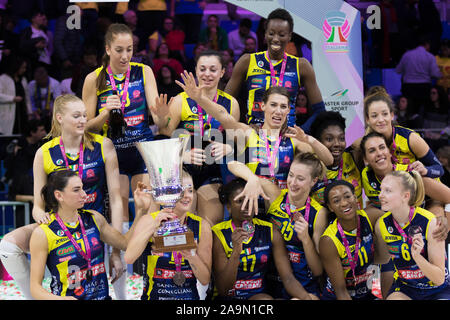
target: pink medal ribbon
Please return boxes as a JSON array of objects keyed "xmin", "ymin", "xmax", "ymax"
[
  {"xmin": 55, "ymin": 212, "xmax": 92, "ymax": 280},
  {"xmin": 392, "ymin": 206, "xmax": 415, "ymax": 244},
  {"xmin": 106, "ymin": 65, "xmax": 131, "ymax": 115},
  {"xmin": 286, "ymin": 193, "xmax": 311, "ymax": 224},
  {"xmin": 336, "ymin": 215, "xmax": 361, "ymax": 283},
  {"xmin": 323, "ymin": 159, "xmax": 343, "ymax": 186},
  {"xmin": 266, "ymin": 51, "xmax": 287, "ymax": 87},
  {"xmin": 262, "ymin": 134, "xmax": 282, "ymax": 181},
  {"xmin": 59, "ymin": 137, "xmax": 84, "ymax": 179},
  {"xmin": 197, "ymin": 93, "xmax": 217, "ymax": 137}
]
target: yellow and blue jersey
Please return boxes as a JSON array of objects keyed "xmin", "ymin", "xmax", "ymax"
[
  {"xmin": 267, "ymin": 189, "xmax": 323, "ymax": 295},
  {"xmin": 312, "ymin": 147, "xmax": 362, "ymax": 207},
  {"xmin": 176, "ymin": 89, "xmax": 233, "ymax": 139},
  {"xmin": 212, "ymin": 218, "xmax": 273, "ymax": 300},
  {"xmin": 241, "ymin": 130, "xmax": 295, "ymax": 189},
  {"xmin": 321, "ymin": 210, "xmax": 375, "ymax": 300},
  {"xmin": 378, "ymin": 207, "xmax": 448, "ymax": 293},
  {"xmin": 95, "ymin": 62, "xmax": 154, "ymax": 149},
  {"xmin": 141, "ymin": 212, "xmax": 203, "ymax": 300},
  {"xmin": 41, "ymin": 134, "xmax": 107, "ymax": 215},
  {"xmin": 391, "ymin": 125, "xmax": 420, "ymax": 165},
  {"xmin": 40, "ymin": 210, "xmax": 109, "ymax": 300},
  {"xmin": 245, "ymin": 51, "xmax": 301, "ymax": 127}
]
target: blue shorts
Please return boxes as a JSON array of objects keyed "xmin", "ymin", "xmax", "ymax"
[
  {"xmin": 381, "ymin": 260, "xmax": 395, "ymax": 273},
  {"xmin": 388, "ymin": 279, "xmax": 450, "ymax": 300},
  {"xmin": 116, "ymin": 145, "xmax": 148, "ymax": 176}
]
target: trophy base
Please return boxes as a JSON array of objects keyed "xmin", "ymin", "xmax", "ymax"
[{"xmin": 152, "ymin": 230, "xmax": 197, "ymax": 253}]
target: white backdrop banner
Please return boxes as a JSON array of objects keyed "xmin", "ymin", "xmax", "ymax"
[{"xmin": 225, "ymin": 0, "xmax": 365, "ymax": 145}]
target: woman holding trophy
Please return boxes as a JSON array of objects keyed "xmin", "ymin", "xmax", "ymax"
[
  {"xmin": 124, "ymin": 170, "xmax": 213, "ymax": 300},
  {"xmin": 159, "ymin": 50, "xmax": 241, "ymax": 227},
  {"xmin": 0, "ymin": 94, "xmax": 126, "ymax": 299},
  {"xmin": 176, "ymin": 70, "xmax": 333, "ymax": 217}
]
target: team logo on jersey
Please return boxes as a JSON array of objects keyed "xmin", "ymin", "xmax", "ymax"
[
  {"xmin": 133, "ymin": 89, "xmax": 141, "ymax": 98},
  {"xmin": 387, "ymin": 226, "xmax": 394, "ymax": 234},
  {"xmin": 257, "ymin": 60, "xmax": 264, "ymax": 68},
  {"xmin": 57, "ymin": 230, "xmax": 65, "ymax": 237},
  {"xmin": 56, "ymin": 159, "xmax": 64, "ymax": 166},
  {"xmin": 370, "ymin": 182, "xmax": 377, "ymax": 189},
  {"xmin": 191, "ymin": 106, "xmax": 198, "ymax": 114}
]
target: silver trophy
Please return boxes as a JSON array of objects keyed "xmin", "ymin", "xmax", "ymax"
[{"xmin": 136, "ymin": 137, "xmax": 196, "ymax": 253}]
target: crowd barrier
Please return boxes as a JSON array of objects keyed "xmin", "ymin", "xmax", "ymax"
[{"xmin": 0, "ymin": 201, "xmax": 31, "ymax": 236}]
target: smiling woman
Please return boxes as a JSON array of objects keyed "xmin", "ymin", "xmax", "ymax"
[
  {"xmin": 224, "ymin": 8, "xmax": 325, "ymax": 133},
  {"xmin": 319, "ymin": 180, "xmax": 380, "ymax": 300},
  {"xmin": 211, "ymin": 178, "xmax": 318, "ymax": 300}
]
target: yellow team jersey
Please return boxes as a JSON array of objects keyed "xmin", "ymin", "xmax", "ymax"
[
  {"xmin": 391, "ymin": 125, "xmax": 420, "ymax": 165},
  {"xmin": 241, "ymin": 130, "xmax": 295, "ymax": 189}
]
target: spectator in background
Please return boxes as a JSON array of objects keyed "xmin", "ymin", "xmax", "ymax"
[
  {"xmin": 0, "ymin": 15, "xmax": 20, "ymax": 64},
  {"xmin": 136, "ymin": 0, "xmax": 167, "ymax": 41},
  {"xmin": 152, "ymin": 42, "xmax": 184, "ymax": 81},
  {"xmin": 228, "ymin": 18, "xmax": 257, "ymax": 60},
  {"xmin": 131, "ymin": 34, "xmax": 152, "ymax": 66},
  {"xmin": 184, "ymin": 42, "xmax": 206, "ymax": 75},
  {"xmin": 241, "ymin": 36, "xmax": 257, "ymax": 57},
  {"xmin": 0, "ymin": 56, "xmax": 32, "ymax": 135},
  {"xmin": 6, "ymin": 120, "xmax": 46, "ymax": 226},
  {"xmin": 53, "ymin": 12, "xmax": 83, "ymax": 81},
  {"xmin": 28, "ymin": 65, "xmax": 61, "ymax": 131},
  {"xmin": 294, "ymin": 90, "xmax": 310, "ymax": 127},
  {"xmin": 77, "ymin": 2, "xmax": 98, "ymax": 48},
  {"xmin": 393, "ymin": 95, "xmax": 409, "ymax": 128},
  {"xmin": 171, "ymin": 0, "xmax": 206, "ymax": 44},
  {"xmin": 164, "ymin": 16, "xmax": 186, "ymax": 64},
  {"xmin": 123, "ymin": 9, "xmax": 147, "ymax": 53},
  {"xmin": 219, "ymin": 48, "xmax": 234, "ymax": 90},
  {"xmin": 417, "ymin": 0, "xmax": 443, "ymax": 55},
  {"xmin": 199, "ymin": 14, "xmax": 228, "ymax": 51},
  {"xmin": 436, "ymin": 146, "xmax": 450, "ymax": 187},
  {"xmin": 436, "ymin": 39, "xmax": 450, "ymax": 93},
  {"xmin": 19, "ymin": 11, "xmax": 54, "ymax": 73},
  {"xmin": 71, "ymin": 45, "xmax": 98, "ymax": 98},
  {"xmin": 156, "ymin": 64, "xmax": 182, "ymax": 101},
  {"xmin": 395, "ymin": 35, "xmax": 442, "ymax": 118},
  {"xmin": 149, "ymin": 16, "xmax": 174, "ymax": 60},
  {"xmin": 420, "ymin": 85, "xmax": 449, "ymax": 153}
]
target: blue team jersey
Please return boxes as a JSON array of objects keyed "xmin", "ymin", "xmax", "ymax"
[
  {"xmin": 212, "ymin": 218, "xmax": 273, "ymax": 300},
  {"xmin": 378, "ymin": 207, "xmax": 449, "ymax": 294},
  {"xmin": 245, "ymin": 51, "xmax": 301, "ymax": 127},
  {"xmin": 41, "ymin": 134, "xmax": 107, "ymax": 215},
  {"xmin": 95, "ymin": 62, "xmax": 154, "ymax": 150},
  {"xmin": 141, "ymin": 212, "xmax": 203, "ymax": 300},
  {"xmin": 321, "ymin": 210, "xmax": 376, "ymax": 300},
  {"xmin": 267, "ymin": 190, "xmax": 322, "ymax": 296},
  {"xmin": 40, "ymin": 210, "xmax": 109, "ymax": 300},
  {"xmin": 241, "ymin": 130, "xmax": 295, "ymax": 189},
  {"xmin": 176, "ymin": 89, "xmax": 233, "ymax": 138}
]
